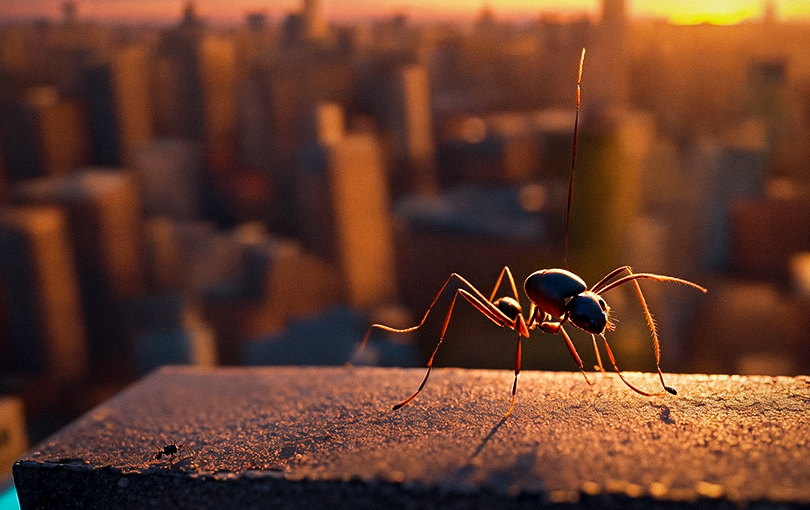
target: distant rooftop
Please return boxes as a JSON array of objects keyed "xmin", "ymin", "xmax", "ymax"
[{"xmin": 395, "ymin": 184, "xmax": 553, "ymax": 242}]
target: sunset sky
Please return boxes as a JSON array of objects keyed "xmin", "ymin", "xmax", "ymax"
[{"xmin": 1, "ymin": 0, "xmax": 809, "ymax": 25}]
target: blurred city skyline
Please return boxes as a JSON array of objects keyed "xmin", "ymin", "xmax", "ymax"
[
  {"xmin": 1, "ymin": 0, "xmax": 810, "ymax": 25},
  {"xmin": 2, "ymin": 0, "xmax": 810, "ymax": 451}
]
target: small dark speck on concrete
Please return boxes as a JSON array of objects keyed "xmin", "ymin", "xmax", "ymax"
[{"xmin": 12, "ymin": 366, "xmax": 810, "ymax": 509}]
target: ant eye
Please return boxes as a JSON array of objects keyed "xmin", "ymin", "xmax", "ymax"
[{"xmin": 598, "ymin": 298, "xmax": 607, "ymax": 311}]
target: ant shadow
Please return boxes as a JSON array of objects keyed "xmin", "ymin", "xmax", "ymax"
[
  {"xmin": 650, "ymin": 403, "xmax": 676, "ymax": 425},
  {"xmin": 471, "ymin": 416, "xmax": 508, "ymax": 459},
  {"xmin": 455, "ymin": 416, "xmax": 545, "ymax": 495}
]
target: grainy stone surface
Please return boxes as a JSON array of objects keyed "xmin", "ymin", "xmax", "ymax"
[{"xmin": 12, "ymin": 366, "xmax": 810, "ymax": 509}]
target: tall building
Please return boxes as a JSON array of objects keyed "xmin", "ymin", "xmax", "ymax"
[
  {"xmin": 195, "ymin": 224, "xmax": 343, "ymax": 364},
  {"xmin": 302, "ymin": 0, "xmax": 329, "ymax": 41},
  {"xmin": 297, "ymin": 124, "xmax": 398, "ymax": 308},
  {"xmin": 585, "ymin": 0, "xmax": 630, "ymax": 111},
  {"xmin": 133, "ymin": 139, "xmax": 203, "ymax": 221},
  {"xmin": 389, "ymin": 65, "xmax": 439, "ymax": 196},
  {"xmin": 111, "ymin": 45, "xmax": 154, "ymax": 166},
  {"xmin": 729, "ymin": 195, "xmax": 810, "ymax": 280},
  {"xmin": 12, "ymin": 170, "xmax": 146, "ymax": 364},
  {"xmin": 81, "ymin": 44, "xmax": 153, "ymax": 168},
  {"xmin": 199, "ymin": 35, "xmax": 238, "ymax": 177},
  {"xmin": 567, "ymin": 111, "xmax": 657, "ymax": 282},
  {"xmin": 690, "ymin": 138, "xmax": 768, "ymax": 272},
  {"xmin": 156, "ymin": 25, "xmax": 239, "ymax": 169},
  {"xmin": 0, "ymin": 87, "xmax": 90, "ymax": 180},
  {"xmin": 236, "ymin": 77, "xmax": 272, "ymax": 172},
  {"xmin": 152, "ymin": 30, "xmax": 204, "ymax": 141},
  {"xmin": 0, "ymin": 207, "xmax": 88, "ymax": 380}
]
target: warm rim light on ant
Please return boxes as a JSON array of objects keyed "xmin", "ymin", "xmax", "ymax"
[{"xmin": 354, "ymin": 48, "xmax": 707, "ymax": 419}]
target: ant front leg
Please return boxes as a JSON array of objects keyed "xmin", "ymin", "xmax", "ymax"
[
  {"xmin": 598, "ymin": 333, "xmax": 666, "ymax": 397},
  {"xmin": 592, "ymin": 266, "xmax": 707, "ymax": 396},
  {"xmin": 505, "ymin": 333, "xmax": 522, "ymax": 419},
  {"xmin": 559, "ymin": 326, "xmax": 592, "ymax": 386},
  {"xmin": 537, "ymin": 319, "xmax": 593, "ymax": 387},
  {"xmin": 590, "ymin": 334, "xmax": 605, "ymax": 372}
]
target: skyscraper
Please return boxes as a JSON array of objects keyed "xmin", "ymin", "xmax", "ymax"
[
  {"xmin": 586, "ymin": 0, "xmax": 630, "ymax": 111},
  {"xmin": 297, "ymin": 120, "xmax": 398, "ymax": 308},
  {"xmin": 389, "ymin": 65, "xmax": 439, "ymax": 196},
  {"xmin": 12, "ymin": 170, "xmax": 146, "ymax": 364},
  {"xmin": 0, "ymin": 207, "xmax": 88, "ymax": 379},
  {"xmin": 0, "ymin": 87, "xmax": 90, "ymax": 180}
]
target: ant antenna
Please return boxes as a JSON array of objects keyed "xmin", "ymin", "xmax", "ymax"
[{"xmin": 564, "ymin": 47, "xmax": 585, "ymax": 271}]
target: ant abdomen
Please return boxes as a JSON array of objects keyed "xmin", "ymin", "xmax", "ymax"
[{"xmin": 494, "ymin": 296, "xmax": 522, "ymax": 321}]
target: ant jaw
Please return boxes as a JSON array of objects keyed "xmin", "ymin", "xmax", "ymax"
[{"xmin": 665, "ymin": 386, "xmax": 678, "ymax": 395}]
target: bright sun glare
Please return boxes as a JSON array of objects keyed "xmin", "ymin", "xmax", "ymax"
[
  {"xmin": 650, "ymin": 1, "xmax": 764, "ymax": 25},
  {"xmin": 389, "ymin": 0, "xmax": 804, "ymax": 25}
]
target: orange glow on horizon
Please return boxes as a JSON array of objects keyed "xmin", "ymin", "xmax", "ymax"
[
  {"xmin": 633, "ymin": 0, "xmax": 769, "ymax": 25},
  {"xmin": 1, "ymin": 0, "xmax": 810, "ymax": 24}
]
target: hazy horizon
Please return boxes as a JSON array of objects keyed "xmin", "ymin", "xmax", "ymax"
[{"xmin": 1, "ymin": 0, "xmax": 810, "ymax": 26}]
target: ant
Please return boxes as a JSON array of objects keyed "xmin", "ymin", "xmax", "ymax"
[
  {"xmin": 356, "ymin": 48, "xmax": 707, "ymax": 418},
  {"xmin": 153, "ymin": 441, "xmax": 196, "ymax": 469}
]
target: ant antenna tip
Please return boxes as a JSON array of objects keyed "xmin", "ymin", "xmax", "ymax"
[{"xmin": 665, "ymin": 386, "xmax": 678, "ymax": 396}]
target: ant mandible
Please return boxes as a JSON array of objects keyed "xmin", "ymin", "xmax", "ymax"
[
  {"xmin": 356, "ymin": 48, "xmax": 706, "ymax": 418},
  {"xmin": 153, "ymin": 441, "xmax": 195, "ymax": 468}
]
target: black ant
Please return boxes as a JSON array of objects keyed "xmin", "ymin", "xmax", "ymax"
[
  {"xmin": 153, "ymin": 442, "xmax": 195, "ymax": 468},
  {"xmin": 356, "ymin": 48, "xmax": 707, "ymax": 418}
]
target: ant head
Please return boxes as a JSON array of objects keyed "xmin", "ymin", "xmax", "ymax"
[
  {"xmin": 524, "ymin": 269, "xmax": 587, "ymax": 319},
  {"xmin": 155, "ymin": 452, "xmax": 163, "ymax": 460},
  {"xmin": 568, "ymin": 291, "xmax": 609, "ymax": 334},
  {"xmin": 165, "ymin": 444, "xmax": 178, "ymax": 454},
  {"xmin": 493, "ymin": 296, "xmax": 522, "ymax": 321}
]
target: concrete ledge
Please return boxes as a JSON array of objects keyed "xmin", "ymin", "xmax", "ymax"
[{"xmin": 13, "ymin": 366, "xmax": 810, "ymax": 509}]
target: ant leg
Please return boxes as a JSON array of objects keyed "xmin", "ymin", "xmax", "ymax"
[
  {"xmin": 625, "ymin": 275, "xmax": 676, "ymax": 395},
  {"xmin": 393, "ymin": 287, "xmax": 519, "ymax": 411},
  {"xmin": 505, "ymin": 334, "xmax": 522, "ymax": 418},
  {"xmin": 353, "ymin": 272, "xmax": 513, "ymax": 364},
  {"xmin": 168, "ymin": 452, "xmax": 180, "ymax": 470},
  {"xmin": 488, "ymin": 266, "xmax": 521, "ymax": 303},
  {"xmin": 559, "ymin": 326, "xmax": 592, "ymax": 386},
  {"xmin": 594, "ymin": 269, "xmax": 704, "ymax": 395},
  {"xmin": 180, "ymin": 444, "xmax": 196, "ymax": 463},
  {"xmin": 599, "ymin": 333, "xmax": 665, "ymax": 397},
  {"xmin": 591, "ymin": 334, "xmax": 605, "ymax": 372}
]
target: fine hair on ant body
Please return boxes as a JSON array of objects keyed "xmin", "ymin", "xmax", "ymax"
[
  {"xmin": 153, "ymin": 441, "xmax": 196, "ymax": 469},
  {"xmin": 356, "ymin": 48, "xmax": 706, "ymax": 418}
]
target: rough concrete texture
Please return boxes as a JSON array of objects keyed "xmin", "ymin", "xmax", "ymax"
[{"xmin": 12, "ymin": 366, "xmax": 810, "ymax": 509}]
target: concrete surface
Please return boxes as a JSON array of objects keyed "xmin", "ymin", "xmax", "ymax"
[{"xmin": 12, "ymin": 366, "xmax": 810, "ymax": 509}]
